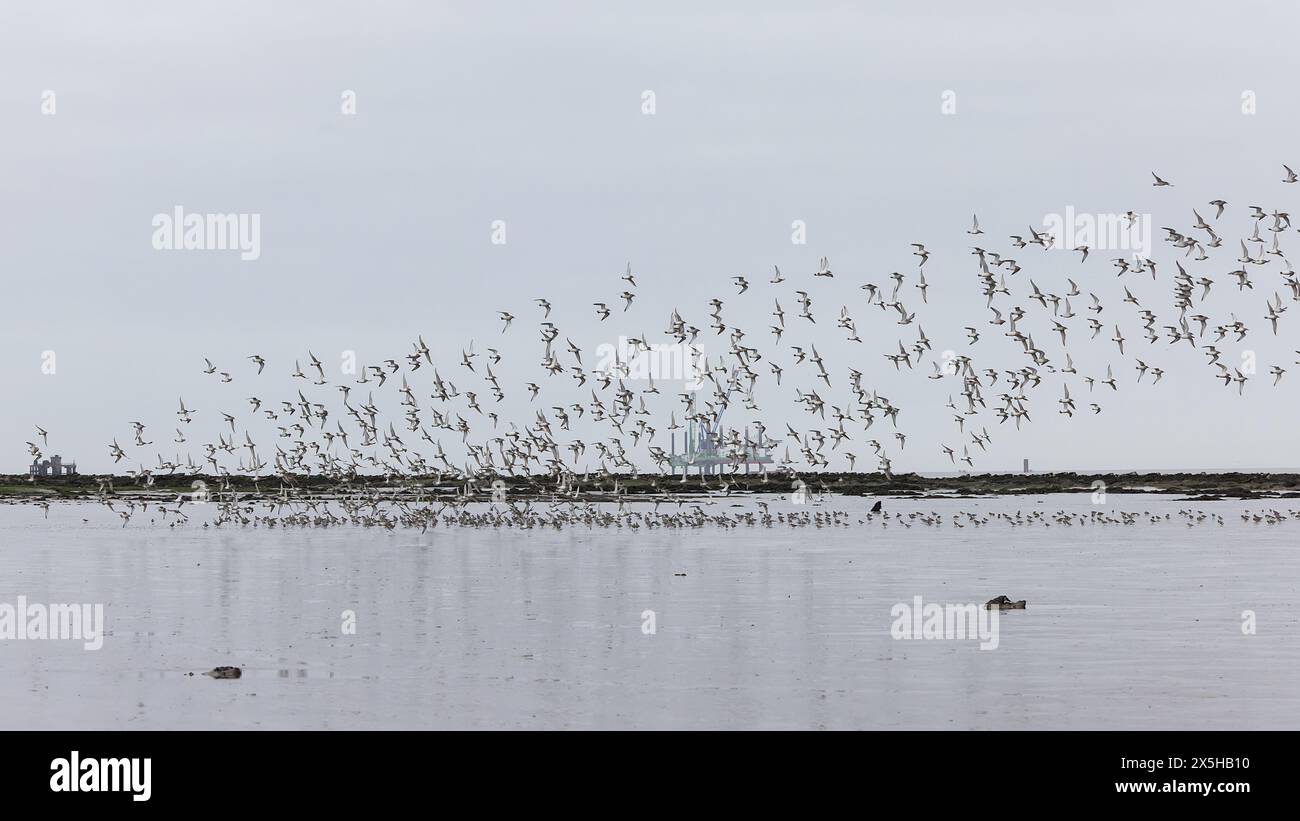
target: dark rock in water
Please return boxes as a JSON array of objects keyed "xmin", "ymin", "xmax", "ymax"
[
  {"xmin": 204, "ymin": 666, "xmax": 242, "ymax": 679},
  {"xmin": 870, "ymin": 500, "xmax": 883, "ymax": 513},
  {"xmin": 985, "ymin": 595, "xmax": 1026, "ymax": 610}
]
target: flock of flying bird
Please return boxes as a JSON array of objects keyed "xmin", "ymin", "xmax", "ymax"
[{"xmin": 20, "ymin": 168, "xmax": 1300, "ymax": 528}]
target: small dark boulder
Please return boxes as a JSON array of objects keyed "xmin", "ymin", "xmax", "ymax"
[
  {"xmin": 985, "ymin": 595, "xmax": 1026, "ymax": 610},
  {"xmin": 870, "ymin": 500, "xmax": 883, "ymax": 513},
  {"xmin": 203, "ymin": 666, "xmax": 242, "ymax": 679}
]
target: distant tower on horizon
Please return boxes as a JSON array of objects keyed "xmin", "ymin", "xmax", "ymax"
[{"xmin": 1023, "ymin": 458, "xmax": 1030, "ymax": 474}]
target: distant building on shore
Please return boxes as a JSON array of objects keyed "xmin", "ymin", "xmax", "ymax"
[
  {"xmin": 29, "ymin": 455, "xmax": 77, "ymax": 478},
  {"xmin": 1023, "ymin": 458, "xmax": 1030, "ymax": 474}
]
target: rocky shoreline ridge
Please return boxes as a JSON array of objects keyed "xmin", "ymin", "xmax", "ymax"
[{"xmin": 4, "ymin": 471, "xmax": 1300, "ymax": 502}]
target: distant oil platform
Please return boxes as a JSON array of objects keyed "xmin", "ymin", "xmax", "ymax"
[
  {"xmin": 29, "ymin": 455, "xmax": 78, "ymax": 478},
  {"xmin": 669, "ymin": 421, "xmax": 773, "ymax": 477}
]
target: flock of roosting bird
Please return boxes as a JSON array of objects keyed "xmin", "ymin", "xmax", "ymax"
[
  {"xmin": 8, "ymin": 493, "xmax": 1300, "ymax": 532},
  {"xmin": 20, "ymin": 168, "xmax": 1300, "ymax": 530}
]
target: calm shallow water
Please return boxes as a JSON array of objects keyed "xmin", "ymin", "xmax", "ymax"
[{"xmin": 0, "ymin": 493, "xmax": 1297, "ymax": 729}]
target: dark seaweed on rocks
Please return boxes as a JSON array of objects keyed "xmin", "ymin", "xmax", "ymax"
[{"xmin": 6, "ymin": 470, "xmax": 1300, "ymax": 501}]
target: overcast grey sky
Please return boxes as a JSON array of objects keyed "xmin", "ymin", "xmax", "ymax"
[{"xmin": 4, "ymin": 0, "xmax": 1300, "ymax": 474}]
